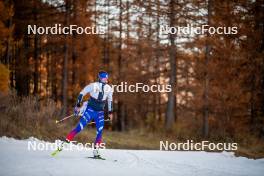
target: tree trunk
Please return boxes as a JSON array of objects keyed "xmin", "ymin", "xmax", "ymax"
[
  {"xmin": 71, "ymin": 0, "xmax": 77, "ymax": 104},
  {"xmin": 202, "ymin": 0, "xmax": 212, "ymax": 138},
  {"xmin": 116, "ymin": 0, "xmax": 125, "ymax": 131},
  {"xmin": 165, "ymin": 0, "xmax": 177, "ymax": 130},
  {"xmin": 61, "ymin": 0, "xmax": 70, "ymax": 115},
  {"xmin": 33, "ymin": 1, "xmax": 39, "ymax": 95},
  {"xmin": 16, "ymin": 35, "xmax": 30, "ymax": 96}
]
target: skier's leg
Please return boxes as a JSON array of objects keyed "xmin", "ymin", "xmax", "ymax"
[
  {"xmin": 66, "ymin": 108, "xmax": 93, "ymax": 141},
  {"xmin": 93, "ymin": 111, "xmax": 104, "ymax": 157},
  {"xmin": 92, "ymin": 111, "xmax": 104, "ymax": 157},
  {"xmin": 94, "ymin": 111, "xmax": 105, "ymax": 146}
]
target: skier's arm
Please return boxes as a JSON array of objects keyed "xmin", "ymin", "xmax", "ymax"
[
  {"xmin": 76, "ymin": 84, "xmax": 93, "ymax": 107},
  {"xmin": 107, "ymin": 90, "xmax": 113, "ymax": 122},
  {"xmin": 107, "ymin": 87, "xmax": 113, "ymax": 114}
]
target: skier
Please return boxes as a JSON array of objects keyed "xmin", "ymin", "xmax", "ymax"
[{"xmin": 65, "ymin": 71, "xmax": 113, "ymax": 158}]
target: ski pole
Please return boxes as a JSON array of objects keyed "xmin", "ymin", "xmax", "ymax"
[
  {"xmin": 55, "ymin": 114, "xmax": 75, "ymax": 124},
  {"xmin": 88, "ymin": 119, "xmax": 111, "ymax": 125},
  {"xmin": 56, "ymin": 115, "xmax": 111, "ymax": 124}
]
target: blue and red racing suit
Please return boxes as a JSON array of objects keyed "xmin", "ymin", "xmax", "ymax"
[{"xmin": 66, "ymin": 81, "xmax": 113, "ymax": 146}]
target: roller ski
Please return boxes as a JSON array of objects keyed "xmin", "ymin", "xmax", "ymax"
[
  {"xmin": 87, "ymin": 147, "xmax": 106, "ymax": 160},
  {"xmin": 51, "ymin": 139, "xmax": 70, "ymax": 156}
]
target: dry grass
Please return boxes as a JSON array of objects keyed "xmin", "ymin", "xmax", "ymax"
[
  {"xmin": 0, "ymin": 92, "xmax": 263, "ymax": 159},
  {"xmin": 0, "ymin": 92, "xmax": 61, "ymax": 140}
]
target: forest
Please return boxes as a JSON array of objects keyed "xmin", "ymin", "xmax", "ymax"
[{"xmin": 0, "ymin": 0, "xmax": 263, "ymax": 157}]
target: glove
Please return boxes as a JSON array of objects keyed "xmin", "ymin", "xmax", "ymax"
[
  {"xmin": 73, "ymin": 106, "xmax": 80, "ymax": 117},
  {"xmin": 108, "ymin": 111, "xmax": 113, "ymax": 123}
]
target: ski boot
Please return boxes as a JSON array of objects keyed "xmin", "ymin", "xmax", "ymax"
[{"xmin": 93, "ymin": 147, "xmax": 100, "ymax": 158}]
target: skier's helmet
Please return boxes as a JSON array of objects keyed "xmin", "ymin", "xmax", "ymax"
[{"xmin": 98, "ymin": 71, "xmax": 109, "ymax": 83}]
